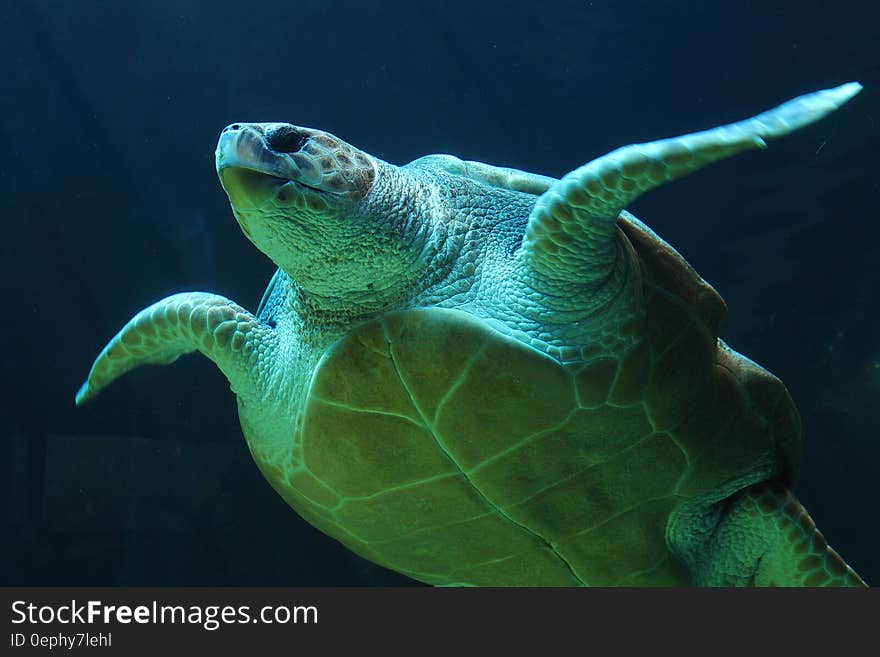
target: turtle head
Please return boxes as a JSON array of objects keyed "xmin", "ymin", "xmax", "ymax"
[
  {"xmin": 216, "ymin": 122, "xmax": 376, "ymax": 203},
  {"xmin": 216, "ymin": 123, "xmax": 436, "ymax": 317}
]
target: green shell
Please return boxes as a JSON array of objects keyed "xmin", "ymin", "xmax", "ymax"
[{"xmin": 253, "ymin": 216, "xmax": 800, "ymax": 587}]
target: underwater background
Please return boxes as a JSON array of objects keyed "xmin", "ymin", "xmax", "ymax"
[{"xmin": 1, "ymin": 0, "xmax": 878, "ymax": 586}]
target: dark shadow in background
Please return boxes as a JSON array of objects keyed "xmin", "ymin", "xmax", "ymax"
[{"xmin": 1, "ymin": 0, "xmax": 878, "ymax": 585}]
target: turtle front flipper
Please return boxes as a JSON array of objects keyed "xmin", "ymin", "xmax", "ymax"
[
  {"xmin": 75, "ymin": 292, "xmax": 276, "ymax": 406},
  {"xmin": 516, "ymin": 83, "xmax": 862, "ymax": 295},
  {"xmin": 693, "ymin": 483, "xmax": 866, "ymax": 587}
]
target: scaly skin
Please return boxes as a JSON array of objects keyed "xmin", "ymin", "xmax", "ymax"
[
  {"xmin": 682, "ymin": 482, "xmax": 865, "ymax": 586},
  {"xmin": 77, "ymin": 84, "xmax": 866, "ymax": 586},
  {"xmin": 75, "ymin": 293, "xmax": 276, "ymax": 406}
]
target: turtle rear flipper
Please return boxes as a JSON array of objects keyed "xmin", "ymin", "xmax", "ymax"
[
  {"xmin": 696, "ymin": 483, "xmax": 866, "ymax": 586},
  {"xmin": 75, "ymin": 292, "xmax": 276, "ymax": 405}
]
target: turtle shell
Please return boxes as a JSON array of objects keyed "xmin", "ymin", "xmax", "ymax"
[{"xmin": 265, "ymin": 212, "xmax": 801, "ymax": 586}]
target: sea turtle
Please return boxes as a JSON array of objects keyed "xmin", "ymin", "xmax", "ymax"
[{"xmin": 77, "ymin": 83, "xmax": 867, "ymax": 586}]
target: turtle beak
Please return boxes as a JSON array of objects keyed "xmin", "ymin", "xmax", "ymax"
[
  {"xmin": 216, "ymin": 122, "xmax": 377, "ymax": 201},
  {"xmin": 215, "ymin": 124, "xmax": 296, "ymax": 209},
  {"xmin": 214, "ymin": 123, "xmax": 290, "ymax": 173}
]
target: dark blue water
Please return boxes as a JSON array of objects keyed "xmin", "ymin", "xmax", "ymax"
[{"xmin": 2, "ymin": 0, "xmax": 877, "ymax": 585}]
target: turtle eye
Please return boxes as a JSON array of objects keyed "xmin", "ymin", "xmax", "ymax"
[{"xmin": 266, "ymin": 125, "xmax": 307, "ymax": 154}]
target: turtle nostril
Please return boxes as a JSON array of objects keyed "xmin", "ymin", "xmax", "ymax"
[
  {"xmin": 266, "ymin": 125, "xmax": 307, "ymax": 154},
  {"xmin": 223, "ymin": 123, "xmax": 241, "ymax": 134}
]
